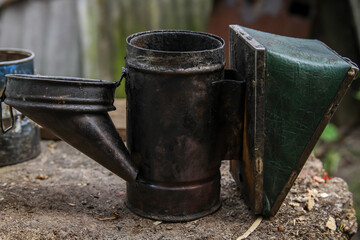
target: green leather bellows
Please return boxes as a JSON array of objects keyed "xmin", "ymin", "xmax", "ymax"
[{"xmin": 229, "ymin": 25, "xmax": 358, "ymax": 216}]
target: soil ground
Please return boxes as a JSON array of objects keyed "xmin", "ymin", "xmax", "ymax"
[{"xmin": 0, "ymin": 141, "xmax": 357, "ymax": 239}]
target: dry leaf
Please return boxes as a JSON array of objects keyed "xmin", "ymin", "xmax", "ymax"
[
  {"xmin": 36, "ymin": 175, "xmax": 49, "ymax": 180},
  {"xmin": 289, "ymin": 202, "xmax": 300, "ymax": 207},
  {"xmin": 96, "ymin": 216, "xmax": 117, "ymax": 221},
  {"xmin": 313, "ymin": 176, "xmax": 325, "ymax": 183},
  {"xmin": 326, "ymin": 216, "xmax": 336, "ymax": 231},
  {"xmin": 236, "ymin": 216, "xmax": 263, "ymax": 240},
  {"xmin": 306, "ymin": 197, "xmax": 315, "ymax": 211},
  {"xmin": 96, "ymin": 211, "xmax": 120, "ymax": 221},
  {"xmin": 307, "ymin": 189, "xmax": 318, "ymax": 197}
]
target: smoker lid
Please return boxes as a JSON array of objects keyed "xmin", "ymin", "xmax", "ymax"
[{"xmin": 228, "ymin": 25, "xmax": 358, "ymax": 216}]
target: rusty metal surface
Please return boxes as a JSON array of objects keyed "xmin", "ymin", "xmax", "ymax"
[
  {"xmin": 229, "ymin": 25, "xmax": 266, "ymax": 214},
  {"xmin": 213, "ymin": 69, "xmax": 245, "ymax": 162},
  {"xmin": 2, "ymin": 31, "xmax": 248, "ymax": 222},
  {"xmin": 4, "ymin": 74, "xmax": 138, "ymax": 183},
  {"xmin": 125, "ymin": 30, "xmax": 226, "ymax": 221},
  {"xmin": 126, "ymin": 30, "xmax": 225, "ymax": 74},
  {"xmin": 4, "ymin": 74, "xmax": 116, "ymax": 112},
  {"xmin": 0, "ymin": 48, "xmax": 40, "ymax": 166}
]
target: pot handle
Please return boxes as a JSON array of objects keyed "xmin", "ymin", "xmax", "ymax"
[
  {"xmin": 115, "ymin": 67, "xmax": 128, "ymax": 87},
  {"xmin": 0, "ymin": 86, "xmax": 15, "ymax": 134}
]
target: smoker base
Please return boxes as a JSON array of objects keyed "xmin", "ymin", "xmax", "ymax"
[{"xmin": 126, "ymin": 174, "xmax": 221, "ymax": 222}]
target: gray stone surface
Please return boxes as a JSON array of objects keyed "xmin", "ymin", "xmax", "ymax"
[{"xmin": 0, "ymin": 141, "xmax": 357, "ymax": 239}]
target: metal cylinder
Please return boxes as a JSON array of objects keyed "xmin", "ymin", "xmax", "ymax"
[
  {"xmin": 125, "ymin": 30, "xmax": 225, "ymax": 221},
  {"xmin": 0, "ymin": 49, "xmax": 40, "ymax": 167}
]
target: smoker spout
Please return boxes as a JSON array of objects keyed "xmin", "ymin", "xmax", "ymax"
[
  {"xmin": 3, "ymin": 74, "xmax": 138, "ymax": 183},
  {"xmin": 27, "ymin": 111, "xmax": 138, "ymax": 183}
]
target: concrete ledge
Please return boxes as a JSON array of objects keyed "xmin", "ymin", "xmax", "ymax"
[{"xmin": 0, "ymin": 141, "xmax": 357, "ymax": 239}]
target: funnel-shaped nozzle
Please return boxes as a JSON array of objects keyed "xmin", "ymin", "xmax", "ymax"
[{"xmin": 4, "ymin": 74, "xmax": 138, "ymax": 183}]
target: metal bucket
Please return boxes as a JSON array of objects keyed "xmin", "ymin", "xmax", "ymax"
[
  {"xmin": 125, "ymin": 30, "xmax": 226, "ymax": 221},
  {"xmin": 0, "ymin": 49, "xmax": 40, "ymax": 166}
]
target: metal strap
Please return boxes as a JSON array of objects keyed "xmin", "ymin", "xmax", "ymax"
[
  {"xmin": 0, "ymin": 86, "xmax": 15, "ymax": 134},
  {"xmin": 115, "ymin": 67, "xmax": 128, "ymax": 88}
]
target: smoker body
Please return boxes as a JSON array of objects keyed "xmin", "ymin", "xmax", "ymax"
[
  {"xmin": 2, "ymin": 31, "xmax": 233, "ymax": 222},
  {"xmin": 125, "ymin": 30, "xmax": 226, "ymax": 221}
]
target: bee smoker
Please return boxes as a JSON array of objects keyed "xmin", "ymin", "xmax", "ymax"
[
  {"xmin": 2, "ymin": 26, "xmax": 357, "ymax": 220},
  {"xmin": 1, "ymin": 31, "xmax": 244, "ymax": 221}
]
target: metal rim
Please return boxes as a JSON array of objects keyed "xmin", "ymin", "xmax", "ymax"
[
  {"xmin": 126, "ymin": 30, "xmax": 225, "ymax": 54},
  {"xmin": 5, "ymin": 74, "xmax": 115, "ymax": 86},
  {"xmin": 126, "ymin": 30, "xmax": 225, "ymax": 73},
  {"xmin": 125, "ymin": 200, "xmax": 222, "ymax": 222},
  {"xmin": 0, "ymin": 48, "xmax": 34, "ymax": 66}
]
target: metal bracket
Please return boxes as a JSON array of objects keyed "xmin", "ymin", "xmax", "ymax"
[
  {"xmin": 115, "ymin": 67, "xmax": 128, "ymax": 87},
  {"xmin": 0, "ymin": 86, "xmax": 15, "ymax": 134}
]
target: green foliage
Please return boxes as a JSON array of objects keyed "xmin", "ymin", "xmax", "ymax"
[
  {"xmin": 320, "ymin": 123, "xmax": 340, "ymax": 142},
  {"xmin": 355, "ymin": 89, "xmax": 360, "ymax": 101},
  {"xmin": 349, "ymin": 179, "xmax": 360, "ymax": 227},
  {"xmin": 323, "ymin": 149, "xmax": 341, "ymax": 175},
  {"xmin": 319, "ymin": 123, "xmax": 341, "ymax": 174}
]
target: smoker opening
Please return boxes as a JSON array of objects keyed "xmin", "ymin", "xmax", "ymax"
[{"xmin": 129, "ymin": 31, "xmax": 224, "ymax": 52}]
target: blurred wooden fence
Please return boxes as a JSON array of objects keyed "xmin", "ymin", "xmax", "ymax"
[{"xmin": 0, "ymin": 0, "xmax": 213, "ymax": 97}]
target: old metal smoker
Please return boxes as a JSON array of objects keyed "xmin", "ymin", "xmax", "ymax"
[
  {"xmin": 1, "ymin": 26, "xmax": 357, "ymax": 220},
  {"xmin": 1, "ymin": 30, "xmax": 244, "ymax": 221}
]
